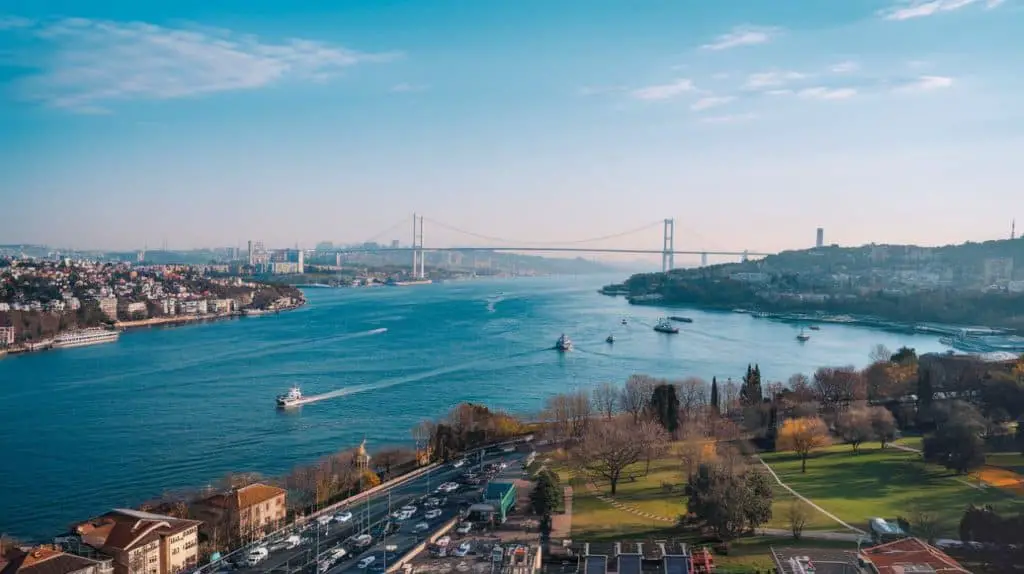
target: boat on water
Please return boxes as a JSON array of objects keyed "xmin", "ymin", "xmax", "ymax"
[
  {"xmin": 606, "ymin": 335, "xmax": 614, "ymax": 344},
  {"xmin": 386, "ymin": 278, "xmax": 433, "ymax": 286},
  {"xmin": 669, "ymin": 316, "xmax": 693, "ymax": 323},
  {"xmin": 653, "ymin": 318, "xmax": 679, "ymax": 334},
  {"xmin": 276, "ymin": 386, "xmax": 304, "ymax": 408},
  {"xmin": 808, "ymin": 325, "xmax": 820, "ymax": 331},
  {"xmin": 796, "ymin": 328, "xmax": 810, "ymax": 342},
  {"xmin": 554, "ymin": 334, "xmax": 573, "ymax": 351},
  {"xmin": 621, "ymin": 318, "xmax": 628, "ymax": 325},
  {"xmin": 52, "ymin": 328, "xmax": 120, "ymax": 349}
]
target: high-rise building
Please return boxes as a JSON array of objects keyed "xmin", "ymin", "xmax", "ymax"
[
  {"xmin": 815, "ymin": 228, "xmax": 824, "ymax": 248},
  {"xmin": 391, "ymin": 239, "xmax": 400, "ymax": 248},
  {"xmin": 247, "ymin": 240, "xmax": 266, "ymax": 266}
]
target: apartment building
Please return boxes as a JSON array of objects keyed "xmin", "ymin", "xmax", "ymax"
[
  {"xmin": 193, "ymin": 483, "xmax": 287, "ymax": 544},
  {"xmin": 73, "ymin": 509, "xmax": 200, "ymax": 574},
  {"xmin": 0, "ymin": 325, "xmax": 14, "ymax": 346},
  {"xmin": 96, "ymin": 298, "xmax": 118, "ymax": 321},
  {"xmin": 0, "ymin": 546, "xmax": 113, "ymax": 574}
]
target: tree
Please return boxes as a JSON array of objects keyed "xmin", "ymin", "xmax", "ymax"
[
  {"xmin": 620, "ymin": 374, "xmax": 657, "ymax": 423},
  {"xmin": 723, "ymin": 378, "xmax": 740, "ymax": 414},
  {"xmin": 812, "ymin": 367, "xmax": 866, "ymax": 413},
  {"xmin": 835, "ymin": 406, "xmax": 874, "ymax": 452},
  {"xmin": 777, "ymin": 417, "xmax": 831, "ymax": 473},
  {"xmin": 374, "ymin": 448, "xmax": 415, "ymax": 479},
  {"xmin": 907, "ymin": 507, "xmax": 941, "ymax": 545},
  {"xmin": 574, "ymin": 419, "xmax": 648, "ymax": 495},
  {"xmin": 870, "ymin": 344, "xmax": 892, "ymax": 363},
  {"xmin": 679, "ymin": 377, "xmax": 708, "ymax": 422},
  {"xmin": 685, "ymin": 463, "xmax": 773, "ymax": 541},
  {"xmin": 740, "ymin": 364, "xmax": 763, "ymax": 406},
  {"xmin": 923, "ymin": 407, "xmax": 986, "ymax": 474},
  {"xmin": 787, "ymin": 500, "xmax": 810, "ymax": 541},
  {"xmin": 592, "ymin": 382, "xmax": 618, "ymax": 419},
  {"xmin": 360, "ymin": 469, "xmax": 382, "ymax": 490},
  {"xmin": 710, "ymin": 377, "xmax": 720, "ymax": 414},
  {"xmin": 871, "ymin": 406, "xmax": 898, "ymax": 448},
  {"xmin": 891, "ymin": 346, "xmax": 918, "ymax": 365},
  {"xmin": 787, "ymin": 373, "xmax": 816, "ymax": 404},
  {"xmin": 530, "ymin": 470, "xmax": 563, "ymax": 516},
  {"xmin": 650, "ymin": 383, "xmax": 681, "ymax": 435}
]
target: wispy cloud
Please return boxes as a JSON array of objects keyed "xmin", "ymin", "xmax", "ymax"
[
  {"xmin": 690, "ymin": 96, "xmax": 734, "ymax": 112},
  {"xmin": 744, "ymin": 70, "xmax": 806, "ymax": 89},
  {"xmin": 894, "ymin": 75, "xmax": 954, "ymax": 92},
  {"xmin": 390, "ymin": 83, "xmax": 427, "ymax": 93},
  {"xmin": 882, "ymin": 0, "xmax": 1004, "ymax": 21},
  {"xmin": 700, "ymin": 113, "xmax": 756, "ymax": 124},
  {"xmin": 700, "ymin": 26, "xmax": 779, "ymax": 51},
  {"xmin": 797, "ymin": 87, "xmax": 857, "ymax": 100},
  {"xmin": 630, "ymin": 79, "xmax": 695, "ymax": 101},
  {"xmin": 4, "ymin": 17, "xmax": 398, "ymax": 112},
  {"xmin": 0, "ymin": 15, "xmax": 33, "ymax": 29},
  {"xmin": 830, "ymin": 61, "xmax": 859, "ymax": 73},
  {"xmin": 578, "ymin": 85, "xmax": 627, "ymax": 96}
]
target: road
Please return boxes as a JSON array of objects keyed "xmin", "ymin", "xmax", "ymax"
[{"xmin": 231, "ymin": 447, "xmax": 525, "ymax": 574}]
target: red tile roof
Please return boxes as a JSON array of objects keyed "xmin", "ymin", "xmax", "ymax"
[
  {"xmin": 0, "ymin": 546, "xmax": 106, "ymax": 574},
  {"xmin": 860, "ymin": 538, "xmax": 969, "ymax": 574}
]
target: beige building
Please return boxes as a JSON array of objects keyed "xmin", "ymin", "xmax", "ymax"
[
  {"xmin": 0, "ymin": 325, "xmax": 14, "ymax": 346},
  {"xmin": 73, "ymin": 509, "xmax": 200, "ymax": 574},
  {"xmin": 0, "ymin": 546, "xmax": 112, "ymax": 574},
  {"xmin": 96, "ymin": 298, "xmax": 118, "ymax": 321},
  {"xmin": 194, "ymin": 483, "xmax": 287, "ymax": 544}
]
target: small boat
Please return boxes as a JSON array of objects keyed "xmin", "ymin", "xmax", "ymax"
[
  {"xmin": 621, "ymin": 318, "xmax": 627, "ymax": 325},
  {"xmin": 653, "ymin": 318, "xmax": 679, "ymax": 334},
  {"xmin": 808, "ymin": 325, "xmax": 820, "ymax": 331},
  {"xmin": 796, "ymin": 328, "xmax": 810, "ymax": 342},
  {"xmin": 669, "ymin": 316, "xmax": 693, "ymax": 323},
  {"xmin": 606, "ymin": 335, "xmax": 614, "ymax": 344},
  {"xmin": 276, "ymin": 386, "xmax": 304, "ymax": 407},
  {"xmin": 554, "ymin": 334, "xmax": 573, "ymax": 351}
]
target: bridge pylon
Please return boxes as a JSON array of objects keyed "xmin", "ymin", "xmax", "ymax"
[
  {"xmin": 412, "ymin": 213, "xmax": 425, "ymax": 278},
  {"xmin": 662, "ymin": 218, "xmax": 675, "ymax": 272}
]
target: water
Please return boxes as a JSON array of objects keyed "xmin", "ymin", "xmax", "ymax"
[{"xmin": 0, "ymin": 275, "xmax": 945, "ymax": 539}]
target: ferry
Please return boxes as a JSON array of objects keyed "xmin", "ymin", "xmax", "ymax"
[
  {"xmin": 386, "ymin": 278, "xmax": 433, "ymax": 286},
  {"xmin": 276, "ymin": 386, "xmax": 304, "ymax": 408},
  {"xmin": 554, "ymin": 334, "xmax": 573, "ymax": 351},
  {"xmin": 653, "ymin": 319, "xmax": 679, "ymax": 334},
  {"xmin": 669, "ymin": 316, "xmax": 693, "ymax": 323},
  {"xmin": 52, "ymin": 328, "xmax": 120, "ymax": 349}
]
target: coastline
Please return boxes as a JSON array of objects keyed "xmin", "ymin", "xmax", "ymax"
[{"xmin": 2, "ymin": 301, "xmax": 306, "ymax": 356}]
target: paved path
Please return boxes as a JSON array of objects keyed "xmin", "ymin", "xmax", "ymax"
[
  {"xmin": 756, "ymin": 456, "xmax": 867, "ymax": 535},
  {"xmin": 582, "ymin": 480, "xmax": 675, "ymax": 523},
  {"xmin": 756, "ymin": 528, "xmax": 864, "ymax": 542},
  {"xmin": 890, "ymin": 443, "xmax": 985, "ymax": 490}
]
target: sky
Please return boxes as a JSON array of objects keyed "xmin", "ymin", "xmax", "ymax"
[{"xmin": 1, "ymin": 0, "xmax": 1022, "ymax": 256}]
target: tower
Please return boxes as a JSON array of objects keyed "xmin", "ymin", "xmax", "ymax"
[
  {"xmin": 411, "ymin": 214, "xmax": 425, "ymax": 278},
  {"xmin": 355, "ymin": 438, "xmax": 371, "ymax": 471},
  {"xmin": 1012, "ymin": 219, "xmax": 1017, "ymax": 240},
  {"xmin": 815, "ymin": 227, "xmax": 824, "ymax": 248},
  {"xmin": 662, "ymin": 218, "xmax": 675, "ymax": 272},
  {"xmin": 701, "ymin": 252, "xmax": 708, "ymax": 267}
]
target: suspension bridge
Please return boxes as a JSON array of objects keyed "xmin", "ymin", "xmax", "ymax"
[{"xmin": 319, "ymin": 215, "xmax": 772, "ymax": 277}]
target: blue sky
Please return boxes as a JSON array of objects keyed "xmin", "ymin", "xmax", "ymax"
[{"xmin": 1, "ymin": 0, "xmax": 1021, "ymax": 257}]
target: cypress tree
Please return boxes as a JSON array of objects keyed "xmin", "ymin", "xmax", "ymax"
[{"xmin": 710, "ymin": 377, "xmax": 720, "ymax": 413}]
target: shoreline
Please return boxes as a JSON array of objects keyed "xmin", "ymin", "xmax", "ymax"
[{"xmin": 1, "ymin": 301, "xmax": 305, "ymax": 356}]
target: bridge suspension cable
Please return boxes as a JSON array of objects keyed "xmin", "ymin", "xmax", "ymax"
[
  {"xmin": 421, "ymin": 217, "xmax": 664, "ymax": 247},
  {"xmin": 361, "ymin": 218, "xmax": 411, "ymax": 245}
]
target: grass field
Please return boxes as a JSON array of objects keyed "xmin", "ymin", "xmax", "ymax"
[{"xmin": 762, "ymin": 444, "xmax": 1024, "ymax": 537}]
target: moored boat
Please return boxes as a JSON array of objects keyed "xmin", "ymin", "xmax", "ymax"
[{"xmin": 653, "ymin": 318, "xmax": 679, "ymax": 334}]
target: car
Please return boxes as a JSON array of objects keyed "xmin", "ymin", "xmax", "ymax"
[
  {"xmin": 425, "ymin": 497, "xmax": 440, "ymax": 507},
  {"xmin": 454, "ymin": 542, "xmax": 471, "ymax": 557},
  {"xmin": 396, "ymin": 510, "xmax": 415, "ymax": 521},
  {"xmin": 351, "ymin": 534, "xmax": 373, "ymax": 549},
  {"xmin": 501, "ymin": 445, "xmax": 515, "ymax": 453},
  {"xmin": 316, "ymin": 514, "xmax": 333, "ymax": 526},
  {"xmin": 425, "ymin": 509, "xmax": 442, "ymax": 520},
  {"xmin": 456, "ymin": 522, "xmax": 472, "ymax": 535},
  {"xmin": 452, "ymin": 459, "xmax": 466, "ymax": 468},
  {"xmin": 334, "ymin": 511, "xmax": 353, "ymax": 523},
  {"xmin": 244, "ymin": 547, "xmax": 268, "ymax": 566},
  {"xmin": 400, "ymin": 505, "xmax": 417, "ymax": 514},
  {"xmin": 357, "ymin": 556, "xmax": 376, "ymax": 569},
  {"xmin": 413, "ymin": 522, "xmax": 430, "ymax": 532}
]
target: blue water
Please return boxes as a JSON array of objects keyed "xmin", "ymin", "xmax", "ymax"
[{"xmin": 0, "ymin": 275, "xmax": 945, "ymax": 540}]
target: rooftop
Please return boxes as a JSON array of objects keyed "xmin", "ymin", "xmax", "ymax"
[
  {"xmin": 201, "ymin": 482, "xmax": 286, "ymax": 510},
  {"xmin": 860, "ymin": 538, "xmax": 969, "ymax": 574},
  {"xmin": 771, "ymin": 547, "xmax": 866, "ymax": 574},
  {"xmin": 1, "ymin": 546, "xmax": 108, "ymax": 574},
  {"xmin": 74, "ymin": 509, "xmax": 200, "ymax": 552}
]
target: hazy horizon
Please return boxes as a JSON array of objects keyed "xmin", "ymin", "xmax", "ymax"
[{"xmin": 3, "ymin": 1, "xmax": 1021, "ymax": 252}]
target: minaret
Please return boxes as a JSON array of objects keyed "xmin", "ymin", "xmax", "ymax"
[
  {"xmin": 1012, "ymin": 219, "xmax": 1017, "ymax": 240},
  {"xmin": 355, "ymin": 437, "xmax": 371, "ymax": 471}
]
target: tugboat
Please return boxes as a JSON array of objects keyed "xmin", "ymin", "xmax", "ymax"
[
  {"xmin": 606, "ymin": 335, "xmax": 615, "ymax": 344},
  {"xmin": 276, "ymin": 386, "xmax": 304, "ymax": 408},
  {"xmin": 796, "ymin": 328, "xmax": 810, "ymax": 342},
  {"xmin": 669, "ymin": 316, "xmax": 693, "ymax": 323},
  {"xmin": 653, "ymin": 318, "xmax": 679, "ymax": 334},
  {"xmin": 554, "ymin": 334, "xmax": 573, "ymax": 352}
]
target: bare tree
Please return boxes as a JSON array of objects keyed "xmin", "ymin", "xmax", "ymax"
[
  {"xmin": 835, "ymin": 406, "xmax": 874, "ymax": 452},
  {"xmin": 870, "ymin": 344, "xmax": 893, "ymax": 363},
  {"xmin": 592, "ymin": 382, "xmax": 618, "ymax": 419},
  {"xmin": 544, "ymin": 394, "xmax": 572, "ymax": 442},
  {"xmin": 619, "ymin": 374, "xmax": 657, "ymax": 423},
  {"xmin": 765, "ymin": 381, "xmax": 786, "ymax": 401},
  {"xmin": 908, "ymin": 507, "xmax": 941, "ymax": 545},
  {"xmin": 787, "ymin": 373, "xmax": 816, "ymax": 404},
  {"xmin": 870, "ymin": 406, "xmax": 898, "ymax": 448},
  {"xmin": 568, "ymin": 389, "xmax": 592, "ymax": 439},
  {"xmin": 679, "ymin": 418, "xmax": 710, "ymax": 479},
  {"xmin": 722, "ymin": 378, "xmax": 740, "ymax": 415},
  {"xmin": 678, "ymin": 377, "xmax": 708, "ymax": 422},
  {"xmin": 574, "ymin": 418, "xmax": 648, "ymax": 495},
  {"xmin": 813, "ymin": 366, "xmax": 867, "ymax": 413},
  {"xmin": 640, "ymin": 418, "xmax": 670, "ymax": 475},
  {"xmin": 787, "ymin": 500, "xmax": 810, "ymax": 541}
]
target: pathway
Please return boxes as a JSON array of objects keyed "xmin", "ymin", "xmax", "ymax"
[
  {"xmin": 582, "ymin": 481, "xmax": 675, "ymax": 523},
  {"xmin": 550, "ymin": 486, "xmax": 573, "ymax": 539},
  {"xmin": 756, "ymin": 456, "xmax": 867, "ymax": 535}
]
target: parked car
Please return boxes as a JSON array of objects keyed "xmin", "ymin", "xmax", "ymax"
[
  {"xmin": 456, "ymin": 522, "xmax": 473, "ymax": 535},
  {"xmin": 334, "ymin": 511, "xmax": 353, "ymax": 523},
  {"xmin": 413, "ymin": 522, "xmax": 430, "ymax": 532},
  {"xmin": 244, "ymin": 547, "xmax": 268, "ymax": 566},
  {"xmin": 425, "ymin": 509, "xmax": 442, "ymax": 520},
  {"xmin": 454, "ymin": 542, "xmax": 471, "ymax": 557},
  {"xmin": 400, "ymin": 505, "xmax": 417, "ymax": 514},
  {"xmin": 351, "ymin": 534, "xmax": 373, "ymax": 549}
]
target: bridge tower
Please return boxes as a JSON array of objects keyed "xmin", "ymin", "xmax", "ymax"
[
  {"xmin": 701, "ymin": 252, "xmax": 708, "ymax": 267},
  {"xmin": 662, "ymin": 218, "xmax": 675, "ymax": 272},
  {"xmin": 741, "ymin": 249, "xmax": 749, "ymax": 263},
  {"xmin": 412, "ymin": 213, "xmax": 425, "ymax": 278}
]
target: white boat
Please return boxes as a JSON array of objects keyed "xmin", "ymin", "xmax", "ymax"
[
  {"xmin": 796, "ymin": 328, "xmax": 810, "ymax": 342},
  {"xmin": 653, "ymin": 318, "xmax": 679, "ymax": 334},
  {"xmin": 276, "ymin": 386, "xmax": 304, "ymax": 407},
  {"xmin": 554, "ymin": 334, "xmax": 573, "ymax": 351},
  {"xmin": 52, "ymin": 328, "xmax": 120, "ymax": 349}
]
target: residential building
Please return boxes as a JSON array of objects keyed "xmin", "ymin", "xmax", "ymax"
[
  {"xmin": 118, "ymin": 302, "xmax": 148, "ymax": 320},
  {"xmin": 859, "ymin": 537, "xmax": 969, "ymax": 573},
  {"xmin": 0, "ymin": 546, "xmax": 113, "ymax": 574},
  {"xmin": 0, "ymin": 326, "xmax": 14, "ymax": 346},
  {"xmin": 96, "ymin": 298, "xmax": 118, "ymax": 321},
  {"xmin": 270, "ymin": 262, "xmax": 300, "ymax": 274},
  {"xmin": 983, "ymin": 257, "xmax": 1014, "ymax": 286},
  {"xmin": 193, "ymin": 483, "xmax": 287, "ymax": 545},
  {"xmin": 178, "ymin": 301, "xmax": 198, "ymax": 315},
  {"xmin": 73, "ymin": 509, "xmax": 200, "ymax": 574},
  {"xmin": 208, "ymin": 299, "xmax": 233, "ymax": 313},
  {"xmin": 195, "ymin": 300, "xmax": 208, "ymax": 315}
]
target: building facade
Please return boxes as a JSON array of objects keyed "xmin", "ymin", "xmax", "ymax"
[
  {"xmin": 73, "ymin": 509, "xmax": 200, "ymax": 574},
  {"xmin": 0, "ymin": 325, "xmax": 14, "ymax": 346},
  {"xmin": 193, "ymin": 483, "xmax": 287, "ymax": 545}
]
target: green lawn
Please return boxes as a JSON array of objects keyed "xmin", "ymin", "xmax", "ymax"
[
  {"xmin": 987, "ymin": 452, "xmax": 1024, "ymax": 474},
  {"xmin": 764, "ymin": 482, "xmax": 844, "ymax": 532},
  {"xmin": 762, "ymin": 444, "xmax": 1024, "ymax": 537}
]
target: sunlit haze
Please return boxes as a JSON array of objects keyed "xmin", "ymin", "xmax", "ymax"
[{"xmin": 2, "ymin": 0, "xmax": 1022, "ymax": 255}]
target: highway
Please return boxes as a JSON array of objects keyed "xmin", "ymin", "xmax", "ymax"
[{"xmin": 231, "ymin": 447, "xmax": 524, "ymax": 574}]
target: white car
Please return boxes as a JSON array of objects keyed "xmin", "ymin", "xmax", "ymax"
[
  {"xmin": 454, "ymin": 542, "xmax": 471, "ymax": 557},
  {"xmin": 395, "ymin": 509, "xmax": 415, "ymax": 521},
  {"xmin": 425, "ymin": 509, "xmax": 442, "ymax": 520},
  {"xmin": 425, "ymin": 497, "xmax": 441, "ymax": 507},
  {"xmin": 317, "ymin": 514, "xmax": 333, "ymax": 526},
  {"xmin": 400, "ymin": 505, "xmax": 417, "ymax": 514},
  {"xmin": 452, "ymin": 459, "xmax": 466, "ymax": 468},
  {"xmin": 352, "ymin": 534, "xmax": 373, "ymax": 548},
  {"xmin": 245, "ymin": 547, "xmax": 268, "ymax": 566},
  {"xmin": 358, "ymin": 556, "xmax": 376, "ymax": 569},
  {"xmin": 334, "ymin": 511, "xmax": 353, "ymax": 523},
  {"xmin": 413, "ymin": 522, "xmax": 430, "ymax": 532},
  {"xmin": 456, "ymin": 522, "xmax": 472, "ymax": 535}
]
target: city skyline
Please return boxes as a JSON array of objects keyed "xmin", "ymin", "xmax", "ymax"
[{"xmin": 2, "ymin": 0, "xmax": 1022, "ymax": 251}]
